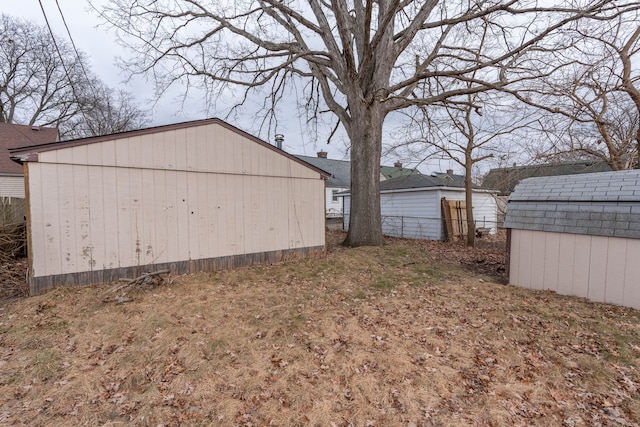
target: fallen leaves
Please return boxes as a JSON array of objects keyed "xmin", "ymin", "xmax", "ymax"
[{"xmin": 0, "ymin": 232, "xmax": 638, "ymax": 426}]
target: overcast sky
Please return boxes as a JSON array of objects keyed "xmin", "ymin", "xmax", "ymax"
[{"xmin": 2, "ymin": 1, "xmax": 462, "ymax": 173}]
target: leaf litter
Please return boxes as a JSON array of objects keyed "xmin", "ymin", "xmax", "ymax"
[{"xmin": 0, "ymin": 231, "xmax": 638, "ymax": 426}]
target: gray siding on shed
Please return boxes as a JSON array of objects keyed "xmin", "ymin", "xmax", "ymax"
[{"xmin": 504, "ymin": 170, "xmax": 640, "ymax": 239}]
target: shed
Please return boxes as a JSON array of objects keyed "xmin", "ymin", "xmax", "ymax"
[
  {"xmin": 10, "ymin": 118, "xmax": 329, "ymax": 295},
  {"xmin": 342, "ymin": 173, "xmax": 498, "ymax": 240},
  {"xmin": 504, "ymin": 170, "xmax": 640, "ymax": 310}
]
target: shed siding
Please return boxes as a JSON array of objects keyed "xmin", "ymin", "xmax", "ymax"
[
  {"xmin": 0, "ymin": 175, "xmax": 25, "ymax": 198},
  {"xmin": 26, "ymin": 121, "xmax": 325, "ymax": 291},
  {"xmin": 510, "ymin": 229, "xmax": 640, "ymax": 310}
]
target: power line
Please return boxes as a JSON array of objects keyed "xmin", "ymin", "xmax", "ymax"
[
  {"xmin": 37, "ymin": 0, "xmax": 94, "ymax": 134},
  {"xmin": 54, "ymin": 0, "xmax": 96, "ymax": 90}
]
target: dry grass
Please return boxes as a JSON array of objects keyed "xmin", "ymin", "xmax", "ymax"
[{"xmin": 0, "ymin": 232, "xmax": 639, "ymax": 426}]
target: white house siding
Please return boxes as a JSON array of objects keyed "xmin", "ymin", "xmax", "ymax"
[
  {"xmin": 509, "ymin": 229, "xmax": 640, "ymax": 310},
  {"xmin": 343, "ymin": 188, "xmax": 497, "ymax": 240},
  {"xmin": 326, "ymin": 186, "xmax": 347, "ymax": 217},
  {"xmin": 0, "ymin": 175, "xmax": 25, "ymax": 198},
  {"xmin": 24, "ymin": 120, "xmax": 326, "ymax": 293}
]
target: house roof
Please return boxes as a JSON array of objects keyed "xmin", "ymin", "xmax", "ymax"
[
  {"xmin": 295, "ymin": 155, "xmax": 351, "ymax": 187},
  {"xmin": 380, "ymin": 172, "xmax": 468, "ymax": 191},
  {"xmin": 482, "ymin": 160, "xmax": 613, "ymax": 195},
  {"xmin": 504, "ymin": 170, "xmax": 640, "ymax": 239},
  {"xmin": 380, "ymin": 165, "xmax": 420, "ymax": 180},
  {"xmin": 9, "ymin": 118, "xmax": 330, "ymax": 179},
  {"xmin": 294, "ymin": 155, "xmax": 421, "ymax": 188},
  {"xmin": 0, "ymin": 123, "xmax": 58, "ymax": 175}
]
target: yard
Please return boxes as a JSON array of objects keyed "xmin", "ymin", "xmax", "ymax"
[{"xmin": 0, "ymin": 232, "xmax": 639, "ymax": 426}]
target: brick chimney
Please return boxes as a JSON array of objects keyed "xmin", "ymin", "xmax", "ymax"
[
  {"xmin": 446, "ymin": 169, "xmax": 453, "ymax": 175},
  {"xmin": 394, "ymin": 161, "xmax": 403, "ymax": 168},
  {"xmin": 317, "ymin": 151, "xmax": 328, "ymax": 158}
]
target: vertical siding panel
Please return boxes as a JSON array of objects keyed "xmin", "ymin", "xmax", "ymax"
[
  {"xmin": 236, "ymin": 175, "xmax": 247, "ymax": 255},
  {"xmin": 163, "ymin": 130, "xmax": 177, "ymax": 170},
  {"xmin": 542, "ymin": 232, "xmax": 560, "ymax": 291},
  {"xmin": 141, "ymin": 168, "xmax": 157, "ymax": 265},
  {"xmin": 57, "ymin": 164, "xmax": 77, "ymax": 275},
  {"xmin": 73, "ymin": 165, "xmax": 92, "ymax": 274},
  {"xmin": 87, "ymin": 165, "xmax": 105, "ymax": 272},
  {"xmin": 129, "ymin": 168, "xmax": 144, "ymax": 267},
  {"xmin": 509, "ymin": 229, "xmax": 521, "ymax": 285},
  {"xmin": 623, "ymin": 239, "xmax": 640, "ymax": 310},
  {"xmin": 587, "ymin": 236, "xmax": 608, "ymax": 303},
  {"xmin": 174, "ymin": 129, "xmax": 188, "ymax": 171},
  {"xmin": 187, "ymin": 171, "xmax": 200, "ymax": 259},
  {"xmin": 197, "ymin": 171, "xmax": 210, "ymax": 258},
  {"xmin": 31, "ymin": 165, "xmax": 51, "ymax": 277},
  {"xmin": 529, "ymin": 231, "xmax": 546, "ymax": 290},
  {"xmin": 271, "ymin": 177, "xmax": 287, "ymax": 250},
  {"xmin": 151, "ymin": 169, "xmax": 167, "ymax": 264},
  {"xmin": 557, "ymin": 233, "xmax": 576, "ymax": 296},
  {"xmin": 175, "ymin": 171, "xmax": 190, "ymax": 260},
  {"xmin": 604, "ymin": 238, "xmax": 627, "ymax": 305},
  {"xmin": 101, "ymin": 140, "xmax": 117, "ymax": 166},
  {"xmin": 152, "ymin": 132, "xmax": 165, "ymax": 169},
  {"xmin": 264, "ymin": 176, "xmax": 275, "ymax": 252},
  {"xmin": 116, "ymin": 167, "xmax": 133, "ymax": 267},
  {"xmin": 72, "ymin": 145, "xmax": 88, "ymax": 164},
  {"xmin": 185, "ymin": 126, "xmax": 198, "ymax": 171},
  {"xmin": 571, "ymin": 234, "xmax": 591, "ymax": 299},
  {"xmin": 206, "ymin": 172, "xmax": 219, "ymax": 257},
  {"xmin": 102, "ymin": 166, "xmax": 119, "ymax": 270},
  {"xmin": 127, "ymin": 137, "xmax": 140, "ymax": 169},
  {"xmin": 522, "ymin": 230, "xmax": 535, "ymax": 288},
  {"xmin": 163, "ymin": 170, "xmax": 179, "ymax": 263},
  {"xmin": 196, "ymin": 125, "xmax": 208, "ymax": 171},
  {"xmin": 137, "ymin": 134, "xmax": 154, "ymax": 169}
]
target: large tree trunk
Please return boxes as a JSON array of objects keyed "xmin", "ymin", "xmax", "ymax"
[{"xmin": 344, "ymin": 103, "xmax": 384, "ymax": 247}]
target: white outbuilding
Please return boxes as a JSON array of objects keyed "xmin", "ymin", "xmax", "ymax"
[
  {"xmin": 10, "ymin": 118, "xmax": 329, "ymax": 295},
  {"xmin": 343, "ymin": 173, "xmax": 498, "ymax": 240}
]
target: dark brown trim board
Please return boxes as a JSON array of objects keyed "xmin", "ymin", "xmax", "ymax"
[{"xmin": 29, "ymin": 245, "xmax": 326, "ymax": 295}]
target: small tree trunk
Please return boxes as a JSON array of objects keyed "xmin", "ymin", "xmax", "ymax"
[
  {"xmin": 465, "ymin": 159, "xmax": 476, "ymax": 247},
  {"xmin": 344, "ymin": 103, "xmax": 384, "ymax": 247}
]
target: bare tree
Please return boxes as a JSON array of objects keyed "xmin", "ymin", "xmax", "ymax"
[
  {"xmin": 65, "ymin": 84, "xmax": 148, "ymax": 139},
  {"xmin": 504, "ymin": 10, "xmax": 640, "ymax": 169},
  {"xmin": 96, "ymin": 0, "xmax": 632, "ymax": 246},
  {"xmin": 391, "ymin": 91, "xmax": 540, "ymax": 245},
  {"xmin": 0, "ymin": 14, "xmax": 146, "ymax": 140}
]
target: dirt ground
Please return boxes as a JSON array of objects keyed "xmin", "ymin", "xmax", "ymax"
[{"xmin": 0, "ymin": 231, "xmax": 639, "ymax": 426}]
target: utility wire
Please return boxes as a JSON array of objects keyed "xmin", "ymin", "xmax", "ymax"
[
  {"xmin": 37, "ymin": 0, "xmax": 94, "ymax": 134},
  {"xmin": 54, "ymin": 0, "xmax": 96, "ymax": 90}
]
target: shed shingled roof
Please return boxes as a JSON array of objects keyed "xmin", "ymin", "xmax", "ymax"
[{"xmin": 504, "ymin": 170, "xmax": 640, "ymax": 239}]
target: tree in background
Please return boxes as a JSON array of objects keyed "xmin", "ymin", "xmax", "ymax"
[
  {"xmin": 390, "ymin": 91, "xmax": 540, "ymax": 246},
  {"xmin": 97, "ymin": 0, "xmax": 632, "ymax": 246},
  {"xmin": 0, "ymin": 14, "xmax": 146, "ymax": 140},
  {"xmin": 507, "ymin": 11, "xmax": 640, "ymax": 169}
]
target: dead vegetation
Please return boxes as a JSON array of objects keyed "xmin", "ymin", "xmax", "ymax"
[
  {"xmin": 0, "ymin": 223, "xmax": 28, "ymax": 300},
  {"xmin": 0, "ymin": 231, "xmax": 639, "ymax": 426}
]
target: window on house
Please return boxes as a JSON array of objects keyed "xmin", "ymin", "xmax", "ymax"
[{"xmin": 332, "ymin": 190, "xmax": 339, "ymax": 201}]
